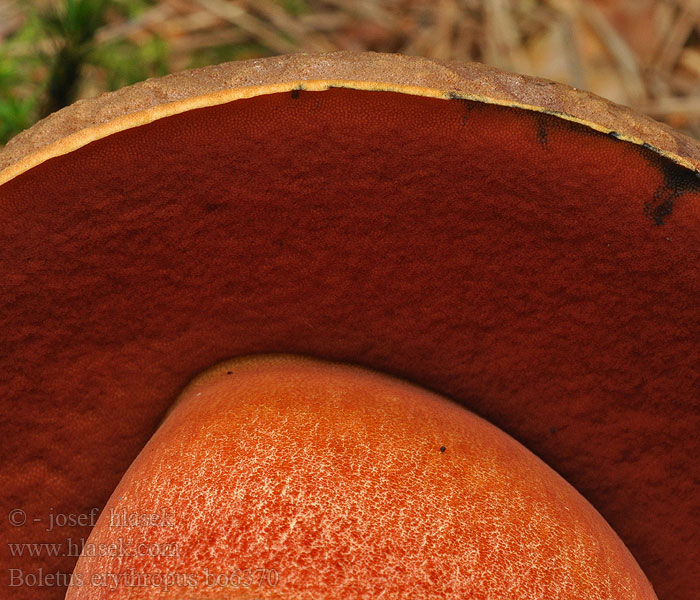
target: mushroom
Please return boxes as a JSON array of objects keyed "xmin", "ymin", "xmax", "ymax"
[
  {"xmin": 67, "ymin": 354, "xmax": 657, "ymax": 599},
  {"xmin": 1, "ymin": 52, "xmax": 698, "ymax": 600}
]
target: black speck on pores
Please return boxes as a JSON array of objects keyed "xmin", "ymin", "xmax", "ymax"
[
  {"xmin": 535, "ymin": 114, "xmax": 549, "ymax": 149},
  {"xmin": 499, "ymin": 107, "xmax": 700, "ymax": 225},
  {"xmin": 291, "ymin": 88, "xmax": 301, "ymax": 100},
  {"xmin": 550, "ymin": 427, "xmax": 556, "ymax": 434},
  {"xmin": 449, "ymin": 94, "xmax": 474, "ymax": 127},
  {"xmin": 640, "ymin": 146, "xmax": 700, "ymax": 225},
  {"xmin": 440, "ymin": 446, "xmax": 446, "ymax": 453},
  {"xmin": 575, "ymin": 121, "xmax": 700, "ymax": 225},
  {"xmin": 226, "ymin": 371, "xmax": 232, "ymax": 375}
]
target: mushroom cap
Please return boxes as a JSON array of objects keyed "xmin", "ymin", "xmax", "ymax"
[
  {"xmin": 1, "ymin": 51, "xmax": 698, "ymax": 600},
  {"xmin": 3, "ymin": 51, "xmax": 700, "ymax": 184}
]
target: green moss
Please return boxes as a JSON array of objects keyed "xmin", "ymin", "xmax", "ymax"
[
  {"xmin": 0, "ymin": 0, "xmax": 172, "ymax": 144},
  {"xmin": 276, "ymin": 0, "xmax": 310, "ymax": 17},
  {"xmin": 93, "ymin": 36, "xmax": 170, "ymax": 90},
  {"xmin": 0, "ymin": 48, "xmax": 41, "ymax": 144}
]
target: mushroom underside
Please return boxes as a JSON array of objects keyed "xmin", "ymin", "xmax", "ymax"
[{"xmin": 1, "ymin": 83, "xmax": 699, "ymax": 600}]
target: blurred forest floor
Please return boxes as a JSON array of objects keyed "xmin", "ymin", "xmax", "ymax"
[{"xmin": 2, "ymin": 0, "xmax": 700, "ymax": 145}]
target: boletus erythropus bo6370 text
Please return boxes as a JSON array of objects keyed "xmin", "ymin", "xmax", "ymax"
[{"xmin": 0, "ymin": 52, "xmax": 698, "ymax": 600}]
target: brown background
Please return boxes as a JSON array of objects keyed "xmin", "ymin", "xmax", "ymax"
[{"xmin": 2, "ymin": 0, "xmax": 700, "ymax": 141}]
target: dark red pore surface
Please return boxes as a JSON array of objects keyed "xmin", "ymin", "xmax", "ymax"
[{"xmin": 1, "ymin": 87, "xmax": 699, "ymax": 600}]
